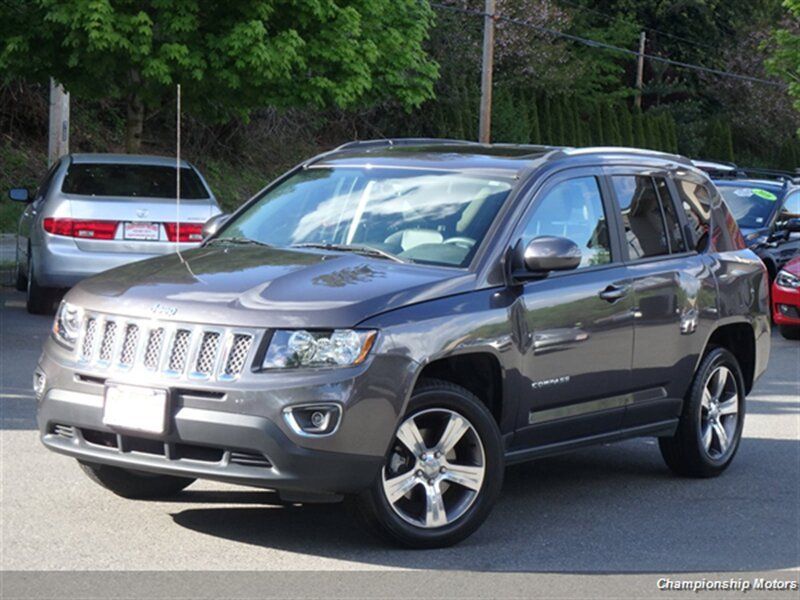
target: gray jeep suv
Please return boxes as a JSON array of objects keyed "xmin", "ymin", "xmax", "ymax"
[{"xmin": 36, "ymin": 140, "xmax": 770, "ymax": 548}]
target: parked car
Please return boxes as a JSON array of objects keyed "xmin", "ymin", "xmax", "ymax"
[
  {"xmin": 8, "ymin": 154, "xmax": 220, "ymax": 314},
  {"xmin": 691, "ymin": 161, "xmax": 800, "ymax": 280},
  {"xmin": 35, "ymin": 141, "xmax": 770, "ymax": 548},
  {"xmin": 773, "ymin": 255, "xmax": 800, "ymax": 340}
]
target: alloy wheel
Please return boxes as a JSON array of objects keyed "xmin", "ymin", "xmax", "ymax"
[
  {"xmin": 700, "ymin": 366, "xmax": 739, "ymax": 460},
  {"xmin": 382, "ymin": 408, "xmax": 485, "ymax": 529}
]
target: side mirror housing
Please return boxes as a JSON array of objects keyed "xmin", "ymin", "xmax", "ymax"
[
  {"xmin": 202, "ymin": 213, "xmax": 229, "ymax": 239},
  {"xmin": 8, "ymin": 188, "xmax": 30, "ymax": 203},
  {"xmin": 511, "ymin": 236, "xmax": 582, "ymax": 279}
]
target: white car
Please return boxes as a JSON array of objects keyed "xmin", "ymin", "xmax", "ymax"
[{"xmin": 9, "ymin": 154, "xmax": 220, "ymax": 314}]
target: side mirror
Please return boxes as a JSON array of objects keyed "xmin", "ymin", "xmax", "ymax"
[
  {"xmin": 784, "ymin": 217, "xmax": 800, "ymax": 233},
  {"xmin": 202, "ymin": 213, "xmax": 229, "ymax": 239},
  {"xmin": 8, "ymin": 188, "xmax": 30, "ymax": 203},
  {"xmin": 512, "ymin": 236, "xmax": 582, "ymax": 278}
]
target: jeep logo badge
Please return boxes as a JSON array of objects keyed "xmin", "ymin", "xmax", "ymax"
[{"xmin": 150, "ymin": 303, "xmax": 178, "ymax": 317}]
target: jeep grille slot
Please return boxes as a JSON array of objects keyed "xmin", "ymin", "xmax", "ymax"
[
  {"xmin": 74, "ymin": 312, "xmax": 259, "ymax": 382},
  {"xmin": 224, "ymin": 334, "xmax": 253, "ymax": 377},
  {"xmin": 168, "ymin": 329, "xmax": 192, "ymax": 373},
  {"xmin": 195, "ymin": 332, "xmax": 221, "ymax": 375}
]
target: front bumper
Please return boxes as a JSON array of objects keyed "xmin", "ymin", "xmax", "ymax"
[
  {"xmin": 36, "ymin": 336, "xmax": 416, "ymax": 495},
  {"xmin": 772, "ymin": 283, "xmax": 800, "ymax": 326}
]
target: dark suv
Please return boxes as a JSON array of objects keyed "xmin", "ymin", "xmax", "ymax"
[{"xmin": 36, "ymin": 140, "xmax": 770, "ymax": 548}]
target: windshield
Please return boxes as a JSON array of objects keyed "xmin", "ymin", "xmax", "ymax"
[
  {"xmin": 717, "ymin": 184, "xmax": 783, "ymax": 229},
  {"xmin": 62, "ymin": 164, "xmax": 209, "ymax": 199},
  {"xmin": 219, "ymin": 167, "xmax": 514, "ymax": 267}
]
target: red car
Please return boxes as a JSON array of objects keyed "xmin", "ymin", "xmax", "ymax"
[{"xmin": 773, "ymin": 254, "xmax": 800, "ymax": 340}]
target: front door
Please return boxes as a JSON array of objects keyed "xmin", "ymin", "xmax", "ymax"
[{"xmin": 511, "ymin": 171, "xmax": 636, "ymax": 449}]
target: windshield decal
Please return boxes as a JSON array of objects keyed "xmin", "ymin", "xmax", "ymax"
[{"xmin": 752, "ymin": 189, "xmax": 778, "ymax": 201}]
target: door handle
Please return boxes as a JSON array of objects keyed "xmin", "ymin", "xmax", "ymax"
[{"xmin": 598, "ymin": 284, "xmax": 628, "ymax": 302}]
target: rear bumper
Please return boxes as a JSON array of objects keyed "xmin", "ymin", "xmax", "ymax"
[
  {"xmin": 772, "ymin": 283, "xmax": 800, "ymax": 326},
  {"xmin": 36, "ymin": 236, "xmax": 199, "ymax": 288}
]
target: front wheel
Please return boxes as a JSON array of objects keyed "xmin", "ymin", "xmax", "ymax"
[
  {"xmin": 79, "ymin": 461, "xmax": 195, "ymax": 499},
  {"xmin": 352, "ymin": 379, "xmax": 504, "ymax": 548},
  {"xmin": 779, "ymin": 325, "xmax": 800, "ymax": 340},
  {"xmin": 26, "ymin": 261, "xmax": 57, "ymax": 315},
  {"xmin": 659, "ymin": 347, "xmax": 745, "ymax": 478}
]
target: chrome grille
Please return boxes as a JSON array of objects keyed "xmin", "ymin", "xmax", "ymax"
[
  {"xmin": 195, "ymin": 332, "xmax": 221, "ymax": 375},
  {"xmin": 119, "ymin": 324, "xmax": 139, "ymax": 366},
  {"xmin": 143, "ymin": 328, "xmax": 165, "ymax": 370},
  {"xmin": 81, "ymin": 318, "xmax": 97, "ymax": 359},
  {"xmin": 75, "ymin": 312, "xmax": 259, "ymax": 381},
  {"xmin": 98, "ymin": 321, "xmax": 118, "ymax": 362},
  {"xmin": 168, "ymin": 329, "xmax": 192, "ymax": 373},
  {"xmin": 224, "ymin": 335, "xmax": 253, "ymax": 376}
]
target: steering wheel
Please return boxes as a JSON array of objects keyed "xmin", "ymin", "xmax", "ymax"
[{"xmin": 443, "ymin": 237, "xmax": 476, "ymax": 249}]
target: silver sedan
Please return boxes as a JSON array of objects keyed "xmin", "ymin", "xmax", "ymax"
[{"xmin": 9, "ymin": 154, "xmax": 220, "ymax": 314}]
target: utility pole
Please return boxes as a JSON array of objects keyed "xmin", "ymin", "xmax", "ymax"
[
  {"xmin": 48, "ymin": 78, "xmax": 70, "ymax": 166},
  {"xmin": 478, "ymin": 0, "xmax": 496, "ymax": 144},
  {"xmin": 634, "ymin": 31, "xmax": 646, "ymax": 110}
]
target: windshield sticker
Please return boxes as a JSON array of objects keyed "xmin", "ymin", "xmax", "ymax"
[
  {"xmin": 733, "ymin": 188, "xmax": 753, "ymax": 197},
  {"xmin": 756, "ymin": 217, "xmax": 764, "ymax": 224},
  {"xmin": 752, "ymin": 189, "xmax": 777, "ymax": 201}
]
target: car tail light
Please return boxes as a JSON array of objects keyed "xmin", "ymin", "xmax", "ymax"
[
  {"xmin": 164, "ymin": 223, "xmax": 204, "ymax": 242},
  {"xmin": 43, "ymin": 218, "xmax": 118, "ymax": 240}
]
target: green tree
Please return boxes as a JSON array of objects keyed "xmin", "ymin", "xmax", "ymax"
[
  {"xmin": 591, "ymin": 102, "xmax": 605, "ymax": 145},
  {"xmin": 528, "ymin": 93, "xmax": 541, "ymax": 143},
  {"xmin": 766, "ymin": 0, "xmax": 800, "ymax": 130},
  {"xmin": 552, "ymin": 97, "xmax": 566, "ymax": 145},
  {"xmin": 0, "ymin": 0, "xmax": 437, "ymax": 151},
  {"xmin": 632, "ymin": 108, "xmax": 646, "ymax": 147},
  {"xmin": 602, "ymin": 103, "xmax": 622, "ymax": 146},
  {"xmin": 618, "ymin": 105, "xmax": 634, "ymax": 147},
  {"xmin": 539, "ymin": 96, "xmax": 553, "ymax": 144}
]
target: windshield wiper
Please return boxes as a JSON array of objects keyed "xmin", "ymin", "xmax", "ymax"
[
  {"xmin": 206, "ymin": 237, "xmax": 273, "ymax": 248},
  {"xmin": 291, "ymin": 242, "xmax": 405, "ymax": 263}
]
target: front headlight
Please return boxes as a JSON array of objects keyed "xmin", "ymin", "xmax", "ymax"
[
  {"xmin": 776, "ymin": 270, "xmax": 800, "ymax": 289},
  {"xmin": 52, "ymin": 301, "xmax": 83, "ymax": 349},
  {"xmin": 263, "ymin": 329, "xmax": 377, "ymax": 369}
]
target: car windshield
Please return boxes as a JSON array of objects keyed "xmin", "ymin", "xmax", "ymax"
[
  {"xmin": 717, "ymin": 184, "xmax": 783, "ymax": 229},
  {"xmin": 62, "ymin": 164, "xmax": 209, "ymax": 199},
  {"xmin": 218, "ymin": 167, "xmax": 514, "ymax": 267}
]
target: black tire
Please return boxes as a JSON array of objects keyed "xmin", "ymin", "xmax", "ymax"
[
  {"xmin": 779, "ymin": 325, "xmax": 800, "ymax": 340},
  {"xmin": 659, "ymin": 347, "xmax": 746, "ymax": 478},
  {"xmin": 26, "ymin": 260, "xmax": 57, "ymax": 315},
  {"xmin": 78, "ymin": 461, "xmax": 195, "ymax": 499},
  {"xmin": 14, "ymin": 255, "xmax": 27, "ymax": 292},
  {"xmin": 351, "ymin": 379, "xmax": 504, "ymax": 548}
]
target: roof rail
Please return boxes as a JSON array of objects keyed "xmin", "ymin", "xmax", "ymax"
[
  {"xmin": 333, "ymin": 138, "xmax": 482, "ymax": 151},
  {"xmin": 562, "ymin": 146, "xmax": 692, "ymax": 165},
  {"xmin": 738, "ymin": 166, "xmax": 799, "ymax": 183}
]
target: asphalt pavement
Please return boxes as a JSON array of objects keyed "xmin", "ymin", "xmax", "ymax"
[{"xmin": 1, "ymin": 287, "xmax": 798, "ymax": 597}]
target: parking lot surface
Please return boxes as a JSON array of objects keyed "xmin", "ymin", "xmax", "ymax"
[{"xmin": 1, "ymin": 287, "xmax": 798, "ymax": 576}]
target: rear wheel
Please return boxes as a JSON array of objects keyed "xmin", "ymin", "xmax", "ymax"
[
  {"xmin": 659, "ymin": 348, "xmax": 745, "ymax": 478},
  {"xmin": 779, "ymin": 325, "xmax": 800, "ymax": 340},
  {"xmin": 79, "ymin": 461, "xmax": 195, "ymax": 499},
  {"xmin": 26, "ymin": 260, "xmax": 57, "ymax": 315},
  {"xmin": 14, "ymin": 247, "xmax": 27, "ymax": 292},
  {"xmin": 352, "ymin": 379, "xmax": 503, "ymax": 548}
]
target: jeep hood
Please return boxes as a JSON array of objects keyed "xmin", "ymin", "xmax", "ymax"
[{"xmin": 69, "ymin": 246, "xmax": 474, "ymax": 328}]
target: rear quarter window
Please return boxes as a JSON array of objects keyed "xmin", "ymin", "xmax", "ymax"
[{"xmin": 62, "ymin": 164, "xmax": 208, "ymax": 199}]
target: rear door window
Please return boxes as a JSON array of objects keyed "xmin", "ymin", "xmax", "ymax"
[
  {"xmin": 62, "ymin": 164, "xmax": 208, "ymax": 199},
  {"xmin": 653, "ymin": 177, "xmax": 687, "ymax": 253},
  {"xmin": 611, "ymin": 175, "xmax": 671, "ymax": 259}
]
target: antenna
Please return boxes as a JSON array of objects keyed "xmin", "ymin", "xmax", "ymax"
[{"xmin": 175, "ymin": 83, "xmax": 184, "ymax": 263}]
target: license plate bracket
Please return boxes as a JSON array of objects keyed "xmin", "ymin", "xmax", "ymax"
[
  {"xmin": 123, "ymin": 222, "xmax": 160, "ymax": 241},
  {"xmin": 103, "ymin": 383, "xmax": 168, "ymax": 435}
]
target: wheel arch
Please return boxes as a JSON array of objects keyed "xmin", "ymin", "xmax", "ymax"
[{"xmin": 701, "ymin": 321, "xmax": 756, "ymax": 394}]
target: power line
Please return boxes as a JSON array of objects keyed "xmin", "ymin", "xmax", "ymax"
[
  {"xmin": 429, "ymin": 2, "xmax": 786, "ymax": 88},
  {"xmin": 555, "ymin": 0, "xmax": 716, "ymax": 50}
]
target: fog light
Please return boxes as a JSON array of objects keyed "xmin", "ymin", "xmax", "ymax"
[
  {"xmin": 33, "ymin": 371, "xmax": 46, "ymax": 401},
  {"xmin": 283, "ymin": 404, "xmax": 341, "ymax": 436}
]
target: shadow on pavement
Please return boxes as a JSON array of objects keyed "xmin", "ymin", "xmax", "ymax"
[{"xmin": 170, "ymin": 437, "xmax": 799, "ymax": 574}]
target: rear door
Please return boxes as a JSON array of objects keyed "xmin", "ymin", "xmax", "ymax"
[
  {"xmin": 511, "ymin": 168, "xmax": 636, "ymax": 449},
  {"xmin": 606, "ymin": 168, "xmax": 713, "ymax": 428},
  {"xmin": 61, "ymin": 162, "xmax": 218, "ymax": 254}
]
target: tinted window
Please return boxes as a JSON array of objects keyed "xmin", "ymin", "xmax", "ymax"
[
  {"xmin": 717, "ymin": 184, "xmax": 782, "ymax": 228},
  {"xmin": 611, "ymin": 176, "xmax": 670, "ymax": 259},
  {"xmin": 654, "ymin": 177, "xmax": 686, "ymax": 252},
  {"xmin": 221, "ymin": 167, "xmax": 513, "ymax": 268},
  {"xmin": 782, "ymin": 192, "xmax": 800, "ymax": 218},
  {"xmin": 62, "ymin": 164, "xmax": 208, "ymax": 199},
  {"xmin": 674, "ymin": 178, "xmax": 712, "ymax": 252},
  {"xmin": 521, "ymin": 177, "xmax": 611, "ymax": 268}
]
